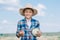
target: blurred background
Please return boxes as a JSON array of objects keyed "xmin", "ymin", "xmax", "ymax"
[{"xmin": 0, "ymin": 0, "xmax": 60, "ymax": 40}]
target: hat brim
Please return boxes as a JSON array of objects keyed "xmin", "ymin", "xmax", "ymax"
[{"xmin": 19, "ymin": 8, "xmax": 37, "ymax": 16}]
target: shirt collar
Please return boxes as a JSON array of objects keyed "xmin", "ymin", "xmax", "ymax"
[
  {"xmin": 26, "ymin": 19, "xmax": 31, "ymax": 22},
  {"xmin": 24, "ymin": 17, "xmax": 32, "ymax": 21}
]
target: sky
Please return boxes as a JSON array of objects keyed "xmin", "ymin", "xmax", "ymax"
[{"xmin": 0, "ymin": 0, "xmax": 60, "ymax": 33}]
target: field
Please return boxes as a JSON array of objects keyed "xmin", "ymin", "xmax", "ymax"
[{"xmin": 0, "ymin": 32, "xmax": 60, "ymax": 40}]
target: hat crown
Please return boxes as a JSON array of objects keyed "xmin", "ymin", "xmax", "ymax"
[{"xmin": 25, "ymin": 3, "xmax": 33, "ymax": 8}]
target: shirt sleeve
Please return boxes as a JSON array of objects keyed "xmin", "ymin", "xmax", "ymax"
[
  {"xmin": 16, "ymin": 21, "xmax": 22, "ymax": 38},
  {"xmin": 35, "ymin": 21, "xmax": 40, "ymax": 29}
]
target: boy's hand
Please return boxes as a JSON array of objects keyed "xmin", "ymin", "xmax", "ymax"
[
  {"xmin": 36, "ymin": 31, "xmax": 42, "ymax": 37},
  {"xmin": 18, "ymin": 30, "xmax": 24, "ymax": 37}
]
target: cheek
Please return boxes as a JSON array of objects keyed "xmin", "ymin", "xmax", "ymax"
[
  {"xmin": 30, "ymin": 13, "xmax": 32, "ymax": 16},
  {"xmin": 25, "ymin": 13, "xmax": 32, "ymax": 16},
  {"xmin": 24, "ymin": 13, "xmax": 29, "ymax": 16}
]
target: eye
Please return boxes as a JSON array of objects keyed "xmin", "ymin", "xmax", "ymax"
[
  {"xmin": 29, "ymin": 11, "xmax": 32, "ymax": 13},
  {"xmin": 25, "ymin": 11, "xmax": 28, "ymax": 13}
]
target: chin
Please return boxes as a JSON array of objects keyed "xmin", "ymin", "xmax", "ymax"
[
  {"xmin": 26, "ymin": 16, "xmax": 31, "ymax": 19},
  {"xmin": 26, "ymin": 17, "xmax": 31, "ymax": 19}
]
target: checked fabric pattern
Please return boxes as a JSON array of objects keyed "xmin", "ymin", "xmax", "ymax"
[{"xmin": 16, "ymin": 18, "xmax": 40, "ymax": 40}]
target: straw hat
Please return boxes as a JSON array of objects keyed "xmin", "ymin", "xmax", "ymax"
[{"xmin": 19, "ymin": 4, "xmax": 37, "ymax": 16}]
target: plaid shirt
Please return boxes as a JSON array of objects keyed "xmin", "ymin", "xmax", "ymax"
[{"xmin": 16, "ymin": 18, "xmax": 40, "ymax": 40}]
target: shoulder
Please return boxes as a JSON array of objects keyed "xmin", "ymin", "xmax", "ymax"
[
  {"xmin": 32, "ymin": 18, "xmax": 40, "ymax": 24},
  {"xmin": 18, "ymin": 19, "xmax": 25, "ymax": 24},
  {"xmin": 32, "ymin": 18, "xmax": 39, "ymax": 22},
  {"xmin": 19, "ymin": 19, "xmax": 25, "ymax": 22}
]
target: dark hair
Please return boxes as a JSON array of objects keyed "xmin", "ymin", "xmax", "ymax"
[{"xmin": 23, "ymin": 8, "xmax": 34, "ymax": 13}]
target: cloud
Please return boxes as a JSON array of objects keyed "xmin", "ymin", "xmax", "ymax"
[
  {"xmin": 34, "ymin": 4, "xmax": 47, "ymax": 16},
  {"xmin": 40, "ymin": 23, "xmax": 60, "ymax": 32},
  {"xmin": 0, "ymin": 0, "xmax": 4, "ymax": 3},
  {"xmin": 2, "ymin": 20, "xmax": 8, "ymax": 24},
  {"xmin": 1, "ymin": 19, "xmax": 16, "ymax": 24},
  {"xmin": 4, "ymin": 7, "xmax": 18, "ymax": 11},
  {"xmin": 0, "ymin": 0, "xmax": 20, "ymax": 11},
  {"xmin": 0, "ymin": 19, "xmax": 17, "ymax": 33},
  {"xmin": 0, "ymin": 0, "xmax": 19, "ymax": 6},
  {"xmin": 41, "ymin": 23, "xmax": 60, "ymax": 27},
  {"xmin": 37, "ymin": 4, "xmax": 46, "ymax": 9}
]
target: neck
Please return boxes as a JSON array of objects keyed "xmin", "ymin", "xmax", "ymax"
[
  {"xmin": 25, "ymin": 18, "xmax": 32, "ymax": 21},
  {"xmin": 27, "ymin": 18, "xmax": 31, "ymax": 20}
]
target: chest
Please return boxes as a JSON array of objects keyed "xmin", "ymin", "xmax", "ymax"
[{"xmin": 21, "ymin": 21, "xmax": 36, "ymax": 30}]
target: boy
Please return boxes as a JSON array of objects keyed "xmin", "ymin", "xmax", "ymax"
[{"xmin": 16, "ymin": 4, "xmax": 42, "ymax": 40}]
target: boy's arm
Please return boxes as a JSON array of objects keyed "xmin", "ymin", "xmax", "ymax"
[
  {"xmin": 35, "ymin": 21, "xmax": 40, "ymax": 29},
  {"xmin": 35, "ymin": 21, "xmax": 42, "ymax": 37},
  {"xmin": 16, "ymin": 22, "xmax": 22, "ymax": 38}
]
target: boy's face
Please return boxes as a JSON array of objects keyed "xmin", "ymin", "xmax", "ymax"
[{"xmin": 24, "ymin": 9, "xmax": 33, "ymax": 19}]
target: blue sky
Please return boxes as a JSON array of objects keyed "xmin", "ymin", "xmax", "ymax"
[{"xmin": 0, "ymin": 0, "xmax": 60, "ymax": 33}]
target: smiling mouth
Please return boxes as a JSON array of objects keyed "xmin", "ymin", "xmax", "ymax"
[{"xmin": 26, "ymin": 15, "xmax": 29, "ymax": 16}]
